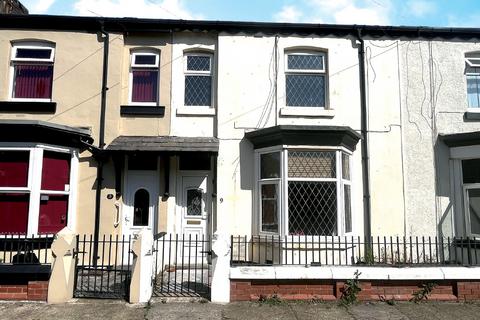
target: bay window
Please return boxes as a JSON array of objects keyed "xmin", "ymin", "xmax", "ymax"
[
  {"xmin": 0, "ymin": 146, "xmax": 76, "ymax": 235},
  {"xmin": 130, "ymin": 50, "xmax": 159, "ymax": 104},
  {"xmin": 257, "ymin": 148, "xmax": 352, "ymax": 236},
  {"xmin": 10, "ymin": 42, "xmax": 55, "ymax": 100}
]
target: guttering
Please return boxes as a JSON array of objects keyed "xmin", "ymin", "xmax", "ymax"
[
  {"xmin": 357, "ymin": 29, "xmax": 372, "ymax": 240},
  {"xmin": 92, "ymin": 22, "xmax": 109, "ymax": 264}
]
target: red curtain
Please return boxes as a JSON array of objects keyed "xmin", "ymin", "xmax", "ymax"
[
  {"xmin": 0, "ymin": 194, "xmax": 29, "ymax": 234},
  {"xmin": 132, "ymin": 70, "xmax": 158, "ymax": 102},
  {"xmin": 0, "ymin": 151, "xmax": 29, "ymax": 188},
  {"xmin": 41, "ymin": 151, "xmax": 70, "ymax": 191},
  {"xmin": 38, "ymin": 195, "xmax": 68, "ymax": 234},
  {"xmin": 14, "ymin": 64, "xmax": 53, "ymax": 99}
]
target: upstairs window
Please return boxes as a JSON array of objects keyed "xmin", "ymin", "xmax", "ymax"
[
  {"xmin": 466, "ymin": 54, "xmax": 480, "ymax": 109},
  {"xmin": 184, "ymin": 53, "xmax": 212, "ymax": 107},
  {"xmin": 130, "ymin": 51, "xmax": 159, "ymax": 104},
  {"xmin": 285, "ymin": 52, "xmax": 327, "ymax": 108},
  {"xmin": 10, "ymin": 43, "xmax": 55, "ymax": 100}
]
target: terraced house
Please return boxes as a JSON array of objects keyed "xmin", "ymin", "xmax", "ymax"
[{"xmin": 2, "ymin": 13, "xmax": 480, "ymax": 303}]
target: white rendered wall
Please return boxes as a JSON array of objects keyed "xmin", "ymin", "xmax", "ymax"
[
  {"xmin": 215, "ymin": 34, "xmax": 365, "ymax": 237},
  {"xmin": 170, "ymin": 32, "xmax": 217, "ymax": 137}
]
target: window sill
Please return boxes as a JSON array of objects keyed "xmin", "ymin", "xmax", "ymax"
[
  {"xmin": 280, "ymin": 107, "xmax": 335, "ymax": 118},
  {"xmin": 176, "ymin": 107, "xmax": 216, "ymax": 116},
  {"xmin": 120, "ymin": 105, "xmax": 165, "ymax": 117},
  {"xmin": 0, "ymin": 101, "xmax": 56, "ymax": 113},
  {"xmin": 465, "ymin": 111, "xmax": 480, "ymax": 121}
]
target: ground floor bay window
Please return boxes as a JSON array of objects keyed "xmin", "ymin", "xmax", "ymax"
[
  {"xmin": 0, "ymin": 145, "xmax": 77, "ymax": 235},
  {"xmin": 256, "ymin": 148, "xmax": 352, "ymax": 237}
]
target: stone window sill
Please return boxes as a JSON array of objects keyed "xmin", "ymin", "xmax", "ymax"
[{"xmin": 280, "ymin": 107, "xmax": 335, "ymax": 118}]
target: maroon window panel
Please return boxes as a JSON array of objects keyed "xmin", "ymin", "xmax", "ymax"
[
  {"xmin": 38, "ymin": 195, "xmax": 68, "ymax": 234},
  {"xmin": 13, "ymin": 64, "xmax": 53, "ymax": 99},
  {"xmin": 0, "ymin": 193, "xmax": 29, "ymax": 234},
  {"xmin": 41, "ymin": 151, "xmax": 71, "ymax": 191},
  {"xmin": 131, "ymin": 70, "xmax": 158, "ymax": 103},
  {"xmin": 0, "ymin": 151, "xmax": 29, "ymax": 188}
]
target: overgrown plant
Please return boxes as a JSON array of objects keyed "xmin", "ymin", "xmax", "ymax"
[
  {"xmin": 410, "ymin": 282, "xmax": 437, "ymax": 303},
  {"xmin": 340, "ymin": 270, "xmax": 362, "ymax": 306},
  {"xmin": 258, "ymin": 294, "xmax": 284, "ymax": 305}
]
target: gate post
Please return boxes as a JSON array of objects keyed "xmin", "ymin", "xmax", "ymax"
[
  {"xmin": 129, "ymin": 229, "xmax": 154, "ymax": 303},
  {"xmin": 47, "ymin": 227, "xmax": 77, "ymax": 304},
  {"xmin": 211, "ymin": 232, "xmax": 231, "ymax": 303}
]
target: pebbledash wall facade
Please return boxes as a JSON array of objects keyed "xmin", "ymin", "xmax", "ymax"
[{"xmin": 2, "ymin": 15, "xmax": 480, "ymax": 301}]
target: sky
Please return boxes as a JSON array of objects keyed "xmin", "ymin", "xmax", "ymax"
[{"xmin": 19, "ymin": 0, "xmax": 480, "ymax": 27}]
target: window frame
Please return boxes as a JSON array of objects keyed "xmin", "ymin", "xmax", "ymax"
[
  {"xmin": 462, "ymin": 183, "xmax": 480, "ymax": 238},
  {"xmin": 183, "ymin": 52, "xmax": 214, "ymax": 108},
  {"xmin": 9, "ymin": 42, "xmax": 55, "ymax": 102},
  {"xmin": 0, "ymin": 143, "xmax": 78, "ymax": 236},
  {"xmin": 128, "ymin": 49, "xmax": 160, "ymax": 106},
  {"xmin": 284, "ymin": 50, "xmax": 329, "ymax": 109},
  {"xmin": 255, "ymin": 145, "xmax": 352, "ymax": 237}
]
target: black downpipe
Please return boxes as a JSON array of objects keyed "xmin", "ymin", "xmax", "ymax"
[
  {"xmin": 357, "ymin": 30, "xmax": 372, "ymax": 240},
  {"xmin": 92, "ymin": 23, "xmax": 109, "ymax": 265}
]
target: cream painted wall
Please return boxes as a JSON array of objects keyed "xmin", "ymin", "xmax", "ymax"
[{"xmin": 0, "ymin": 30, "xmax": 172, "ymax": 236}]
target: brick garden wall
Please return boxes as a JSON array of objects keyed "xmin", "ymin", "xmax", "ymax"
[
  {"xmin": 231, "ymin": 279, "xmax": 480, "ymax": 302},
  {"xmin": 0, "ymin": 281, "xmax": 48, "ymax": 301}
]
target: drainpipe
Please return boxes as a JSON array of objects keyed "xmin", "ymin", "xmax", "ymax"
[
  {"xmin": 357, "ymin": 29, "xmax": 372, "ymax": 240},
  {"xmin": 92, "ymin": 22, "xmax": 109, "ymax": 265}
]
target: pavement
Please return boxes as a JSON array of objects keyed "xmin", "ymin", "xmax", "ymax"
[{"xmin": 1, "ymin": 298, "xmax": 480, "ymax": 320}]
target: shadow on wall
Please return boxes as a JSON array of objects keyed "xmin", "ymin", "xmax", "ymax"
[
  {"xmin": 435, "ymin": 138, "xmax": 454, "ymax": 239},
  {"xmin": 239, "ymin": 138, "xmax": 254, "ymax": 191}
]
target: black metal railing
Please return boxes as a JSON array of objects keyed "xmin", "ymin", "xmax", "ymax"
[
  {"xmin": 152, "ymin": 234, "xmax": 212, "ymax": 298},
  {"xmin": 74, "ymin": 234, "xmax": 133, "ymax": 299},
  {"xmin": 231, "ymin": 235, "xmax": 480, "ymax": 267},
  {"xmin": 0, "ymin": 234, "xmax": 54, "ymax": 265}
]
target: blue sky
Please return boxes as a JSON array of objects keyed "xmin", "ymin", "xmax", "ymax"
[{"xmin": 20, "ymin": 0, "xmax": 480, "ymax": 27}]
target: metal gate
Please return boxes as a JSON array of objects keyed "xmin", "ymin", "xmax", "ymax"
[
  {"xmin": 152, "ymin": 234, "xmax": 212, "ymax": 298},
  {"xmin": 73, "ymin": 235, "xmax": 133, "ymax": 299}
]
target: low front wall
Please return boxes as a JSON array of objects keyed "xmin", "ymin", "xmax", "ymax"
[
  {"xmin": 0, "ymin": 281, "xmax": 48, "ymax": 301},
  {"xmin": 230, "ymin": 266, "xmax": 480, "ymax": 302}
]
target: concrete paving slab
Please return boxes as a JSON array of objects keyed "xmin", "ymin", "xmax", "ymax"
[
  {"xmin": 0, "ymin": 299, "xmax": 145, "ymax": 320},
  {"xmin": 394, "ymin": 301, "xmax": 480, "ymax": 320},
  {"xmin": 347, "ymin": 302, "xmax": 408, "ymax": 320},
  {"xmin": 288, "ymin": 302, "xmax": 353, "ymax": 320}
]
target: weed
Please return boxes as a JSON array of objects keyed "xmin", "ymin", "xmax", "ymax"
[
  {"xmin": 258, "ymin": 294, "xmax": 284, "ymax": 305},
  {"xmin": 340, "ymin": 270, "xmax": 362, "ymax": 306},
  {"xmin": 410, "ymin": 282, "xmax": 437, "ymax": 303}
]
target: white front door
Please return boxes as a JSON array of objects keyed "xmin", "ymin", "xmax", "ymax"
[
  {"xmin": 124, "ymin": 171, "xmax": 158, "ymax": 237},
  {"xmin": 180, "ymin": 175, "xmax": 209, "ymax": 239}
]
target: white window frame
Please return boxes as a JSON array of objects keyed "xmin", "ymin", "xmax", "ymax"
[
  {"xmin": 284, "ymin": 51, "xmax": 328, "ymax": 109},
  {"xmin": 256, "ymin": 147, "xmax": 283, "ymax": 235},
  {"xmin": 465, "ymin": 58, "xmax": 480, "ymax": 112},
  {"xmin": 463, "ymin": 183, "xmax": 480, "ymax": 238},
  {"xmin": 0, "ymin": 143, "xmax": 78, "ymax": 236},
  {"xmin": 129, "ymin": 50, "xmax": 160, "ymax": 106},
  {"xmin": 182, "ymin": 52, "xmax": 214, "ymax": 109},
  {"xmin": 9, "ymin": 42, "xmax": 55, "ymax": 102},
  {"xmin": 255, "ymin": 145, "xmax": 352, "ymax": 237}
]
